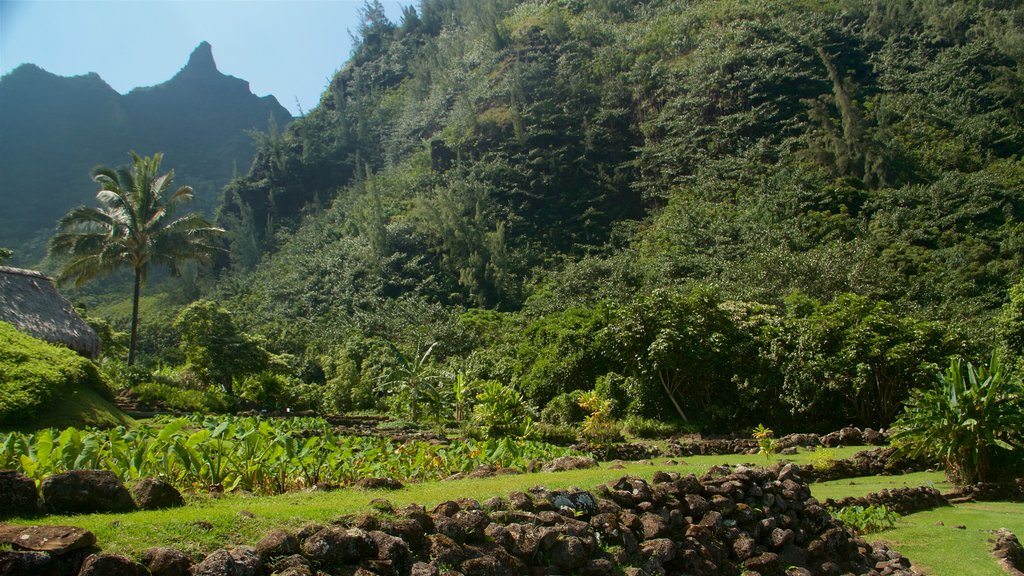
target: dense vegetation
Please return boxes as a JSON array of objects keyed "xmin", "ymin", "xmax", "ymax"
[
  {"xmin": 0, "ymin": 415, "xmax": 580, "ymax": 494},
  {"xmin": 54, "ymin": 1, "xmax": 1024, "ymax": 447}
]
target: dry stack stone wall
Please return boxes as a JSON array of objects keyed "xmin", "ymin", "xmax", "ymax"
[{"xmin": 3, "ymin": 464, "xmax": 918, "ymax": 576}]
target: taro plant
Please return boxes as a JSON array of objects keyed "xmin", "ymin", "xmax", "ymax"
[
  {"xmin": 890, "ymin": 355, "xmax": 1024, "ymax": 484},
  {"xmin": 831, "ymin": 504, "xmax": 900, "ymax": 535},
  {"xmin": 752, "ymin": 423, "xmax": 777, "ymax": 462}
]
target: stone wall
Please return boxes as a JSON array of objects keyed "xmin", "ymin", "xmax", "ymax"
[{"xmin": 1, "ymin": 465, "xmax": 917, "ymax": 576}]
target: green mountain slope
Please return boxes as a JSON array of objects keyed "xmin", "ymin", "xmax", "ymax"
[{"xmin": 117, "ymin": 0, "xmax": 1024, "ymax": 431}]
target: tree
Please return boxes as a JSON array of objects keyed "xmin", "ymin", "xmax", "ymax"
[
  {"xmin": 605, "ymin": 287, "xmax": 745, "ymax": 424},
  {"xmin": 49, "ymin": 152, "xmax": 223, "ymax": 365},
  {"xmin": 174, "ymin": 300, "xmax": 270, "ymax": 395}
]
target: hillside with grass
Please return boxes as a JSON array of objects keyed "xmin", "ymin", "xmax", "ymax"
[{"xmin": 0, "ymin": 321, "xmax": 132, "ymax": 430}]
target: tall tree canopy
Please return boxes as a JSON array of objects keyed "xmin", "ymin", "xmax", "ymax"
[{"xmin": 49, "ymin": 152, "xmax": 223, "ymax": 365}]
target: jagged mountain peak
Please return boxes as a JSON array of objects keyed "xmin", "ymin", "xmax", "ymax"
[{"xmin": 184, "ymin": 41, "xmax": 217, "ymax": 74}]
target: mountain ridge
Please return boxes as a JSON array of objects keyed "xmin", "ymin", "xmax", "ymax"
[{"xmin": 0, "ymin": 42, "xmax": 292, "ymax": 265}]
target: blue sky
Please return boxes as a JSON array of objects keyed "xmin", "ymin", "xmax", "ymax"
[{"xmin": 0, "ymin": 0, "xmax": 407, "ymax": 116}]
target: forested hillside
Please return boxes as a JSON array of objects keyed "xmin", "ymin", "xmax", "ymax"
[
  {"xmin": 125, "ymin": 0, "xmax": 1024, "ymax": 432},
  {"xmin": 0, "ymin": 42, "xmax": 291, "ymax": 263}
]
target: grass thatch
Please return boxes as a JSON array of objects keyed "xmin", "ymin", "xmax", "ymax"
[{"xmin": 0, "ymin": 265, "xmax": 100, "ymax": 358}]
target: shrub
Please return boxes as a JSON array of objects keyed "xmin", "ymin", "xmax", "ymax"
[
  {"xmin": 472, "ymin": 380, "xmax": 534, "ymax": 439},
  {"xmin": 578, "ymin": 389, "xmax": 622, "ymax": 445},
  {"xmin": 831, "ymin": 505, "xmax": 900, "ymax": 535},
  {"xmin": 238, "ymin": 371, "xmax": 293, "ymax": 409},
  {"xmin": 622, "ymin": 416, "xmax": 677, "ymax": 439},
  {"xmin": 890, "ymin": 355, "xmax": 1024, "ymax": 484},
  {"xmin": 132, "ymin": 381, "xmax": 233, "ymax": 413},
  {"xmin": 539, "ymin": 391, "xmax": 585, "ymax": 424},
  {"xmin": 809, "ymin": 448, "xmax": 838, "ymax": 471},
  {"xmin": 0, "ymin": 321, "xmax": 112, "ymax": 427},
  {"xmin": 533, "ymin": 422, "xmax": 578, "ymax": 445}
]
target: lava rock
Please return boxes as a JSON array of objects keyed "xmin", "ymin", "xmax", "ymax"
[
  {"xmin": 78, "ymin": 553, "xmax": 148, "ymax": 576},
  {"xmin": 0, "ymin": 470, "xmax": 41, "ymax": 518},
  {"xmin": 40, "ymin": 470, "xmax": 135, "ymax": 515},
  {"xmin": 141, "ymin": 547, "xmax": 191, "ymax": 576},
  {"xmin": 131, "ymin": 477, "xmax": 185, "ymax": 510}
]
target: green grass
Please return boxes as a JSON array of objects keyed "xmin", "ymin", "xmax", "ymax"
[
  {"xmin": 812, "ymin": 473, "xmax": 1023, "ymax": 576},
  {"xmin": 874, "ymin": 503, "xmax": 1024, "ymax": 576},
  {"xmin": 809, "ymin": 471, "xmax": 951, "ymax": 501},
  {"xmin": 13, "ymin": 382, "xmax": 135, "ymax": 431}
]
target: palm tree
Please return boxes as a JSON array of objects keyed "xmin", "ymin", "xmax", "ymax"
[{"xmin": 49, "ymin": 152, "xmax": 224, "ymax": 365}]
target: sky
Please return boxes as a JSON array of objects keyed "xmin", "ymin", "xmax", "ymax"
[{"xmin": 0, "ymin": 0, "xmax": 407, "ymax": 116}]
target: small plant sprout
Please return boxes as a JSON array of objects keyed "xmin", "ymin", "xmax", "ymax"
[{"xmin": 753, "ymin": 423, "xmax": 777, "ymax": 462}]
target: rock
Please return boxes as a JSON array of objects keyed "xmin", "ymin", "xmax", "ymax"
[
  {"xmin": 541, "ymin": 456, "xmax": 598, "ymax": 472},
  {"xmin": 507, "ymin": 492, "xmax": 533, "ymax": 511},
  {"xmin": 733, "ymin": 533, "xmax": 756, "ymax": 560},
  {"xmin": 548, "ymin": 490, "xmax": 599, "ymax": 519},
  {"xmin": 355, "ymin": 477, "xmax": 405, "ymax": 491},
  {"xmin": 0, "ymin": 470, "xmax": 41, "ymax": 518},
  {"xmin": 78, "ymin": 553, "xmax": 147, "ymax": 576},
  {"xmin": 0, "ymin": 550, "xmax": 56, "ymax": 576},
  {"xmin": 744, "ymin": 551, "xmax": 780, "ymax": 573},
  {"xmin": 992, "ymin": 528, "xmax": 1024, "ymax": 575},
  {"xmin": 425, "ymin": 533, "xmax": 470, "ymax": 567},
  {"xmin": 546, "ymin": 535, "xmax": 591, "ymax": 573},
  {"xmin": 131, "ymin": 477, "xmax": 185, "ymax": 510},
  {"xmin": 640, "ymin": 512, "xmax": 669, "ymax": 540},
  {"xmin": 141, "ymin": 547, "xmax": 191, "ymax": 576},
  {"xmin": 411, "ymin": 561, "xmax": 438, "ymax": 576},
  {"xmin": 8, "ymin": 525, "xmax": 95, "ymax": 555},
  {"xmin": 452, "ymin": 510, "xmax": 491, "ymax": 543},
  {"xmin": 863, "ymin": 428, "xmax": 885, "ymax": 445},
  {"xmin": 371, "ymin": 530, "xmax": 414, "ymax": 576},
  {"xmin": 269, "ymin": 554, "xmax": 314, "ymax": 576},
  {"xmin": 190, "ymin": 546, "xmax": 262, "ymax": 576},
  {"xmin": 40, "ymin": 470, "xmax": 135, "ymax": 515},
  {"xmin": 641, "ymin": 538, "xmax": 677, "ymax": 567},
  {"xmin": 254, "ymin": 529, "xmax": 298, "ymax": 560},
  {"xmin": 302, "ymin": 526, "xmax": 377, "ymax": 568}
]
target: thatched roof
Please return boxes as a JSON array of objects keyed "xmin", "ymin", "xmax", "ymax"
[{"xmin": 0, "ymin": 266, "xmax": 101, "ymax": 358}]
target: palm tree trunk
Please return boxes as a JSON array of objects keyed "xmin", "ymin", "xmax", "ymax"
[{"xmin": 128, "ymin": 269, "xmax": 141, "ymax": 366}]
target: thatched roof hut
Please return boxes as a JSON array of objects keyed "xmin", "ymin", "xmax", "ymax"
[{"xmin": 0, "ymin": 266, "xmax": 101, "ymax": 358}]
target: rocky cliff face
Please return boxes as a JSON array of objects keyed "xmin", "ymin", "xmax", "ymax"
[{"xmin": 0, "ymin": 42, "xmax": 291, "ymax": 263}]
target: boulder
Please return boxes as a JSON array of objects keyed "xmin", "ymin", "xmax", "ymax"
[
  {"xmin": 302, "ymin": 526, "xmax": 377, "ymax": 568},
  {"xmin": 0, "ymin": 470, "xmax": 41, "ymax": 518},
  {"xmin": 78, "ymin": 553, "xmax": 147, "ymax": 576},
  {"xmin": 255, "ymin": 529, "xmax": 299, "ymax": 561},
  {"xmin": 354, "ymin": 477, "xmax": 405, "ymax": 491},
  {"xmin": 0, "ymin": 550, "xmax": 56, "ymax": 576},
  {"xmin": 269, "ymin": 554, "xmax": 315, "ymax": 576},
  {"xmin": 7, "ymin": 525, "xmax": 95, "ymax": 555},
  {"xmin": 542, "ymin": 456, "xmax": 598, "ymax": 472},
  {"xmin": 131, "ymin": 477, "xmax": 185, "ymax": 510},
  {"xmin": 141, "ymin": 547, "xmax": 191, "ymax": 576},
  {"xmin": 40, "ymin": 470, "xmax": 135, "ymax": 515},
  {"xmin": 370, "ymin": 530, "xmax": 414, "ymax": 576},
  {"xmin": 190, "ymin": 546, "xmax": 262, "ymax": 576}
]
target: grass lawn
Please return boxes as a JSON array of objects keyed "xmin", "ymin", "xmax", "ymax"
[{"xmin": 5, "ymin": 446, "xmax": 1019, "ymax": 576}]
